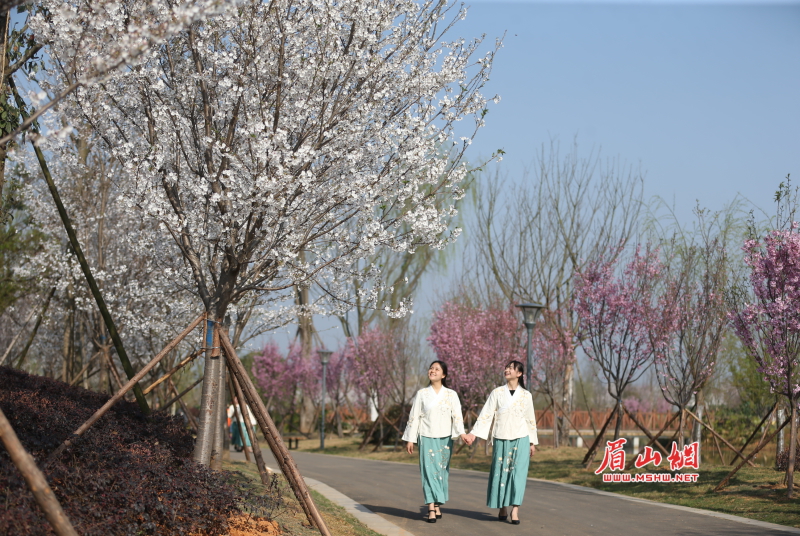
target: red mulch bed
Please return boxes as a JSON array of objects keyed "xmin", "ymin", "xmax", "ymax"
[{"xmin": 0, "ymin": 366, "xmax": 242, "ymax": 535}]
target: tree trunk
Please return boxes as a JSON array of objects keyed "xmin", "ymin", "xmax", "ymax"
[
  {"xmin": 776, "ymin": 407, "xmax": 785, "ymax": 469},
  {"xmin": 210, "ymin": 361, "xmax": 228, "ymax": 468},
  {"xmin": 194, "ymin": 315, "xmax": 222, "ymax": 466},
  {"xmin": 613, "ymin": 398, "xmax": 623, "ymax": 441},
  {"xmin": 787, "ymin": 397, "xmax": 798, "ymax": 498},
  {"xmin": 296, "ymin": 281, "xmax": 316, "ymax": 434},
  {"xmin": 678, "ymin": 407, "xmax": 685, "ymax": 450},
  {"xmin": 560, "ymin": 364, "xmax": 574, "ymax": 446},
  {"xmin": 692, "ymin": 389, "xmax": 704, "ymax": 465},
  {"xmin": 550, "ymin": 397, "xmax": 561, "ymax": 449}
]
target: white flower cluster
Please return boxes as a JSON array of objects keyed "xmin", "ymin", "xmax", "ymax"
[{"xmin": 38, "ymin": 0, "xmax": 499, "ymax": 320}]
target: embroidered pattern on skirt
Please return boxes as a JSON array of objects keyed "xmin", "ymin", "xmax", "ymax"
[
  {"xmin": 486, "ymin": 436, "xmax": 529, "ymax": 508},
  {"xmin": 419, "ymin": 435, "xmax": 453, "ymax": 504}
]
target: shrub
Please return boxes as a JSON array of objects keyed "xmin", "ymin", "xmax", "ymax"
[{"xmin": 0, "ymin": 366, "xmax": 242, "ymax": 535}]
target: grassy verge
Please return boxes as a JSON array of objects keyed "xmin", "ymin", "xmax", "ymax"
[
  {"xmin": 294, "ymin": 437, "xmax": 800, "ymax": 528},
  {"xmin": 224, "ymin": 459, "xmax": 383, "ymax": 536}
]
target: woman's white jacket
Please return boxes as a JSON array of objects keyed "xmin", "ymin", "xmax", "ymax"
[
  {"xmin": 470, "ymin": 385, "xmax": 539, "ymax": 445},
  {"xmin": 402, "ymin": 386, "xmax": 466, "ymax": 442}
]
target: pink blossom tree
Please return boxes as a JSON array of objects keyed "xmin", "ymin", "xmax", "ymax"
[
  {"xmin": 655, "ymin": 239, "xmax": 728, "ymax": 449},
  {"xmin": 728, "ymin": 196, "xmax": 800, "ymax": 496},
  {"xmin": 428, "ymin": 302, "xmax": 524, "ymax": 424},
  {"xmin": 529, "ymin": 308, "xmax": 576, "ymax": 447},
  {"xmin": 350, "ymin": 325, "xmax": 419, "ymax": 449},
  {"xmin": 251, "ymin": 342, "xmax": 307, "ymax": 432},
  {"xmin": 573, "ymin": 246, "xmax": 667, "ymax": 442}
]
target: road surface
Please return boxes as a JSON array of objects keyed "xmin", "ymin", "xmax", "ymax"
[{"xmin": 234, "ymin": 448, "xmax": 797, "ymax": 536}]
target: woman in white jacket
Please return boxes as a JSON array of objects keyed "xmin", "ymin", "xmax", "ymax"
[
  {"xmin": 465, "ymin": 360, "xmax": 538, "ymax": 525},
  {"xmin": 403, "ymin": 360, "xmax": 469, "ymax": 523}
]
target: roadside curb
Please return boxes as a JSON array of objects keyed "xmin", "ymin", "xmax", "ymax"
[{"xmin": 304, "ymin": 476, "xmax": 416, "ymax": 536}]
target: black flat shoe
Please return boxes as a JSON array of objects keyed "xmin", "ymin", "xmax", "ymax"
[
  {"xmin": 426, "ymin": 509, "xmax": 437, "ymax": 523},
  {"xmin": 498, "ymin": 514, "xmax": 508, "ymax": 521},
  {"xmin": 511, "ymin": 519, "xmax": 520, "ymax": 525},
  {"xmin": 435, "ymin": 505, "xmax": 442, "ymax": 519}
]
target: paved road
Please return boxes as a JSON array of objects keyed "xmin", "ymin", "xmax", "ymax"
[{"xmin": 240, "ymin": 448, "xmax": 795, "ymax": 536}]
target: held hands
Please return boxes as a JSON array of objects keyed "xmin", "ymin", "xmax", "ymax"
[
  {"xmin": 462, "ymin": 433, "xmax": 476, "ymax": 446},
  {"xmin": 406, "ymin": 441, "xmax": 415, "ymax": 455}
]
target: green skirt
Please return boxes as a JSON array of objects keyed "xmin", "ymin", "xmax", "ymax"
[
  {"xmin": 487, "ymin": 436, "xmax": 530, "ymax": 508},
  {"xmin": 231, "ymin": 422, "xmax": 256, "ymax": 448},
  {"xmin": 418, "ymin": 435, "xmax": 453, "ymax": 504}
]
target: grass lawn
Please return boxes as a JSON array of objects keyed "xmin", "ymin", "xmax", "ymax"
[
  {"xmin": 224, "ymin": 459, "xmax": 383, "ymax": 536},
  {"xmin": 294, "ymin": 436, "xmax": 800, "ymax": 529}
]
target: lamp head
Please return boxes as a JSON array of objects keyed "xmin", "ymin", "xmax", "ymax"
[
  {"xmin": 515, "ymin": 302, "xmax": 545, "ymax": 327},
  {"xmin": 317, "ymin": 349, "xmax": 333, "ymax": 365}
]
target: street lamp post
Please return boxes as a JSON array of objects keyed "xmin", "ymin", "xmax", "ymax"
[
  {"xmin": 318, "ymin": 349, "xmax": 333, "ymax": 450},
  {"xmin": 515, "ymin": 303, "xmax": 545, "ymax": 388}
]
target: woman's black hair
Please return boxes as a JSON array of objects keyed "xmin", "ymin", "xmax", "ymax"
[
  {"xmin": 429, "ymin": 360, "xmax": 448, "ymax": 388},
  {"xmin": 506, "ymin": 360, "xmax": 525, "ymax": 390}
]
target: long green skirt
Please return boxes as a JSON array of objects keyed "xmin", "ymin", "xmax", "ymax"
[
  {"xmin": 418, "ymin": 435, "xmax": 453, "ymax": 504},
  {"xmin": 487, "ymin": 436, "xmax": 530, "ymax": 508},
  {"xmin": 231, "ymin": 422, "xmax": 257, "ymax": 448}
]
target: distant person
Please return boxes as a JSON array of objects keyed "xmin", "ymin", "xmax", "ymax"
[
  {"xmin": 227, "ymin": 397, "xmax": 257, "ymax": 454},
  {"xmin": 403, "ymin": 360, "xmax": 470, "ymax": 523},
  {"xmin": 465, "ymin": 360, "xmax": 538, "ymax": 525}
]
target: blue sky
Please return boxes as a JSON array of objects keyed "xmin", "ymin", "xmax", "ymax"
[
  {"xmin": 269, "ymin": 0, "xmax": 800, "ymax": 352},
  {"xmin": 458, "ymin": 1, "xmax": 799, "ymax": 220}
]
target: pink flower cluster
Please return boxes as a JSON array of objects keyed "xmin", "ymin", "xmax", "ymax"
[
  {"xmin": 428, "ymin": 302, "xmax": 525, "ymax": 412},
  {"xmin": 573, "ymin": 246, "xmax": 666, "ymax": 400},
  {"xmin": 730, "ymin": 228, "xmax": 800, "ymax": 399}
]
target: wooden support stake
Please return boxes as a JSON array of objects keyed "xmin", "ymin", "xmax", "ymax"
[
  {"xmin": 0, "ymin": 407, "xmax": 79, "ymax": 536},
  {"xmin": 684, "ymin": 408, "xmax": 755, "ymax": 467},
  {"xmin": 625, "ymin": 410, "xmax": 680, "ymax": 470},
  {"xmin": 68, "ymin": 351, "xmax": 102, "ymax": 387},
  {"xmin": 228, "ymin": 368, "xmax": 273, "ymax": 485},
  {"xmin": 169, "ymin": 378, "xmax": 198, "ymax": 432},
  {"xmin": 734, "ymin": 402, "xmax": 777, "ymax": 465},
  {"xmin": 143, "ymin": 349, "xmax": 203, "ymax": 395},
  {"xmin": 551, "ymin": 399, "xmax": 588, "ymax": 446},
  {"xmin": 163, "ymin": 376, "xmax": 203, "ymax": 409},
  {"xmin": 44, "ymin": 313, "xmax": 205, "ymax": 467},
  {"xmin": 622, "ymin": 405, "xmax": 671, "ymax": 457},
  {"xmin": 715, "ymin": 415, "xmax": 791, "ymax": 492},
  {"xmin": 582, "ymin": 405, "xmax": 618, "ymax": 466},
  {"xmin": 220, "ymin": 329, "xmax": 331, "ymax": 536},
  {"xmin": 227, "ymin": 374, "xmax": 252, "ymax": 463}
]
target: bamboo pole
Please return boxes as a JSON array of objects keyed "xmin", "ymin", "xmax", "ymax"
[
  {"xmin": 0, "ymin": 407, "xmax": 79, "ymax": 536},
  {"xmin": 582, "ymin": 405, "xmax": 618, "ymax": 466},
  {"xmin": 715, "ymin": 415, "xmax": 791, "ymax": 492},
  {"xmin": 625, "ymin": 411, "xmax": 680, "ymax": 470},
  {"xmin": 44, "ymin": 313, "xmax": 204, "ymax": 467},
  {"xmin": 33, "ymin": 137, "xmax": 149, "ymax": 414},
  {"xmin": 143, "ymin": 349, "xmax": 203, "ymax": 395},
  {"xmin": 684, "ymin": 408, "xmax": 755, "ymax": 467},
  {"xmin": 163, "ymin": 377, "xmax": 203, "ymax": 410},
  {"xmin": 228, "ymin": 369, "xmax": 273, "ymax": 485},
  {"xmin": 220, "ymin": 329, "xmax": 331, "ymax": 536}
]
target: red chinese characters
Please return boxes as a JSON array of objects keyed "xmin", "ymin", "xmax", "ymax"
[
  {"xmin": 634, "ymin": 445, "xmax": 662, "ymax": 468},
  {"xmin": 595, "ymin": 438, "xmax": 627, "ymax": 474},
  {"xmin": 667, "ymin": 441, "xmax": 700, "ymax": 470}
]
